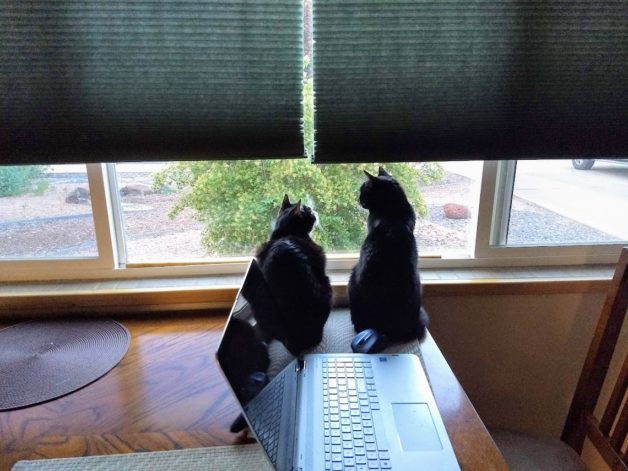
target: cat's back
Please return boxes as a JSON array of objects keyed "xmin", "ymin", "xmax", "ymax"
[
  {"xmin": 360, "ymin": 219, "xmax": 418, "ymax": 272},
  {"xmin": 258, "ymin": 235, "xmax": 320, "ymax": 269},
  {"xmin": 350, "ymin": 218, "xmax": 423, "ymax": 339},
  {"xmin": 257, "ymin": 236, "xmax": 327, "ymax": 289}
]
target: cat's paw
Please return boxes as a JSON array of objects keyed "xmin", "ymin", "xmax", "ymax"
[{"xmin": 229, "ymin": 413, "xmax": 249, "ymax": 433}]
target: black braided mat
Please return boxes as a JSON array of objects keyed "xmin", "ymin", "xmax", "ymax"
[{"xmin": 0, "ymin": 319, "xmax": 130, "ymax": 410}]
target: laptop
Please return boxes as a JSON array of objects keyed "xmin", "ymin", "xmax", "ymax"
[{"xmin": 216, "ymin": 259, "xmax": 460, "ymax": 470}]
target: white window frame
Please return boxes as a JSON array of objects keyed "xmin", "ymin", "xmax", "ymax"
[
  {"xmin": 470, "ymin": 161, "xmax": 624, "ymax": 268},
  {"xmin": 1, "ymin": 164, "xmax": 117, "ymax": 282},
  {"xmin": 1, "ymin": 160, "xmax": 625, "ymax": 283}
]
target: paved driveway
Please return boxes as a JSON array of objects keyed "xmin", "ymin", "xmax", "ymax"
[{"xmin": 514, "ymin": 160, "xmax": 628, "ymax": 240}]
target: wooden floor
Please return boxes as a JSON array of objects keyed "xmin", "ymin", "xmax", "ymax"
[{"xmin": 0, "ymin": 312, "xmax": 250, "ymax": 471}]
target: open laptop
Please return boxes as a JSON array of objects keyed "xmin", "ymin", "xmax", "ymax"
[{"xmin": 216, "ymin": 259, "xmax": 460, "ymax": 470}]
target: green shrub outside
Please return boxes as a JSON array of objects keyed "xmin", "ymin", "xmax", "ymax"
[
  {"xmin": 0, "ymin": 165, "xmax": 46, "ymax": 197},
  {"xmin": 153, "ymin": 75, "xmax": 444, "ymax": 256}
]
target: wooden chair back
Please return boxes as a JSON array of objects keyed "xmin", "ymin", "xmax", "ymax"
[{"xmin": 562, "ymin": 247, "xmax": 628, "ymax": 470}]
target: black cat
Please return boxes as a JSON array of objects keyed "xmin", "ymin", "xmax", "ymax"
[
  {"xmin": 348, "ymin": 167, "xmax": 428, "ymax": 342},
  {"xmin": 255, "ymin": 194, "xmax": 332, "ymax": 355}
]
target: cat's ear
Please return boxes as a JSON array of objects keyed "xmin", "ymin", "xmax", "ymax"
[
  {"xmin": 281, "ymin": 194, "xmax": 291, "ymax": 209},
  {"xmin": 378, "ymin": 166, "xmax": 391, "ymax": 177},
  {"xmin": 363, "ymin": 170, "xmax": 378, "ymax": 182},
  {"xmin": 291, "ymin": 200, "xmax": 302, "ymax": 214}
]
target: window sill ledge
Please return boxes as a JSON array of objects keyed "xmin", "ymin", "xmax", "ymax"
[{"xmin": 0, "ymin": 265, "xmax": 613, "ymax": 319}]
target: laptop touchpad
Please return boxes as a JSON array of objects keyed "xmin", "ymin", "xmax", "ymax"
[{"xmin": 392, "ymin": 403, "xmax": 443, "ymax": 451}]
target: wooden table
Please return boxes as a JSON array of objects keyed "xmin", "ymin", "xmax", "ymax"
[{"xmin": 0, "ymin": 313, "xmax": 507, "ymax": 471}]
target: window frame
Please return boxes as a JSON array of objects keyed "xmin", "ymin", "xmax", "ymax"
[
  {"xmin": 0, "ymin": 164, "xmax": 117, "ymax": 282},
  {"xmin": 0, "ymin": 160, "xmax": 625, "ymax": 283},
  {"xmin": 472, "ymin": 161, "xmax": 624, "ymax": 267}
]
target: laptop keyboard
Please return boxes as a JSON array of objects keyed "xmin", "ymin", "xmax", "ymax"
[
  {"xmin": 323, "ymin": 358, "xmax": 391, "ymax": 471},
  {"xmin": 246, "ymin": 371, "xmax": 285, "ymax": 466}
]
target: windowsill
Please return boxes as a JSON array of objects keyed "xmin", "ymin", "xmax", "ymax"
[{"xmin": 0, "ymin": 264, "xmax": 613, "ymax": 319}]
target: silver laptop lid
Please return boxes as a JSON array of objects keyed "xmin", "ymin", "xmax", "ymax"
[{"xmin": 215, "ymin": 258, "xmax": 297, "ymax": 469}]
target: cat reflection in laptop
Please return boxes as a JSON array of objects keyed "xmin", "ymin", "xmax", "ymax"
[
  {"xmin": 255, "ymin": 194, "xmax": 333, "ymax": 355},
  {"xmin": 216, "ymin": 317, "xmax": 271, "ymax": 433},
  {"xmin": 349, "ymin": 167, "xmax": 428, "ymax": 346}
]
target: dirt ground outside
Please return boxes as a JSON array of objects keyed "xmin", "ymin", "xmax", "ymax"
[{"xmin": 0, "ymin": 168, "xmax": 616, "ymax": 261}]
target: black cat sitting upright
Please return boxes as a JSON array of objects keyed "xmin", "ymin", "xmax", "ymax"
[
  {"xmin": 255, "ymin": 194, "xmax": 332, "ymax": 355},
  {"xmin": 349, "ymin": 167, "xmax": 428, "ymax": 342}
]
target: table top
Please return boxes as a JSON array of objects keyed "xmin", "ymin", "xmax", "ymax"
[{"xmin": 0, "ymin": 313, "xmax": 507, "ymax": 471}]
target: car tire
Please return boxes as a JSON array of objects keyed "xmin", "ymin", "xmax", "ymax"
[{"xmin": 572, "ymin": 159, "xmax": 595, "ymax": 170}]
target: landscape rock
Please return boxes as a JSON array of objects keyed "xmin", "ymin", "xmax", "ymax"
[
  {"xmin": 65, "ymin": 187, "xmax": 90, "ymax": 204},
  {"xmin": 120, "ymin": 184, "xmax": 154, "ymax": 197},
  {"xmin": 443, "ymin": 203, "xmax": 471, "ymax": 220}
]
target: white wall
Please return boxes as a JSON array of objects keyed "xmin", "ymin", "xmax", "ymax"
[
  {"xmin": 425, "ymin": 291, "xmax": 628, "ymax": 470},
  {"xmin": 423, "ymin": 292, "xmax": 606, "ymax": 439}
]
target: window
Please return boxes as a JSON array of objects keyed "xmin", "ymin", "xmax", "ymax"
[
  {"xmin": 114, "ymin": 160, "xmax": 463, "ymax": 263},
  {"xmin": 0, "ymin": 164, "xmax": 97, "ymax": 259},
  {"xmin": 507, "ymin": 160, "xmax": 628, "ymax": 246},
  {"xmin": 112, "ymin": 162, "xmax": 207, "ymax": 264},
  {"xmin": 473, "ymin": 160, "xmax": 627, "ymax": 267},
  {"xmin": 1, "ymin": 159, "xmax": 625, "ymax": 282},
  {"xmin": 1, "ymin": 164, "xmax": 116, "ymax": 281}
]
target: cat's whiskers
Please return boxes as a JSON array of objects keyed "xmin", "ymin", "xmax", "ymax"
[
  {"xmin": 312, "ymin": 208, "xmax": 321, "ymax": 230},
  {"xmin": 304, "ymin": 196, "xmax": 321, "ymax": 230}
]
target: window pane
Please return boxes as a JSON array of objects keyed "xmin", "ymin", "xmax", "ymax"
[
  {"xmin": 117, "ymin": 160, "xmax": 480, "ymax": 263},
  {"xmin": 507, "ymin": 159, "xmax": 628, "ymax": 245},
  {"xmin": 417, "ymin": 161, "xmax": 481, "ymax": 256},
  {"xmin": 0, "ymin": 164, "xmax": 97, "ymax": 258},
  {"xmin": 115, "ymin": 162, "xmax": 206, "ymax": 262}
]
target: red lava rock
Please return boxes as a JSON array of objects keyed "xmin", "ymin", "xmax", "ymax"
[{"xmin": 443, "ymin": 203, "xmax": 471, "ymax": 220}]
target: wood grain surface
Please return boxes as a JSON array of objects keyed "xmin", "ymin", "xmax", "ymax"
[
  {"xmin": 0, "ymin": 313, "xmax": 506, "ymax": 471},
  {"xmin": 0, "ymin": 313, "xmax": 252, "ymax": 470}
]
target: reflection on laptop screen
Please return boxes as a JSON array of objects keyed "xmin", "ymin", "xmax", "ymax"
[
  {"xmin": 216, "ymin": 259, "xmax": 272, "ymax": 406},
  {"xmin": 216, "ymin": 259, "xmax": 295, "ymax": 468}
]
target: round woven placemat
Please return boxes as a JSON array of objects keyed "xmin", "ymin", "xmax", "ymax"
[{"xmin": 0, "ymin": 318, "xmax": 130, "ymax": 410}]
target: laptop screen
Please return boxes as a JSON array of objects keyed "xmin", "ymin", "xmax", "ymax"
[
  {"xmin": 216, "ymin": 259, "xmax": 295, "ymax": 468},
  {"xmin": 216, "ymin": 258, "xmax": 274, "ymax": 407}
]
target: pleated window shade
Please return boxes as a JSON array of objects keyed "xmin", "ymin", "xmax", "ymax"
[
  {"xmin": 1, "ymin": 0, "xmax": 304, "ymax": 164},
  {"xmin": 312, "ymin": 1, "xmax": 628, "ymax": 163}
]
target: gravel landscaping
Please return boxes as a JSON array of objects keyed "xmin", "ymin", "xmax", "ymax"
[
  {"xmin": 0, "ymin": 170, "xmax": 617, "ymax": 260},
  {"xmin": 416, "ymin": 172, "xmax": 616, "ymax": 252}
]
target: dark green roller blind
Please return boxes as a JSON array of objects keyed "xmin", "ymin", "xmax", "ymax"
[
  {"xmin": 1, "ymin": 0, "xmax": 304, "ymax": 164},
  {"xmin": 312, "ymin": 0, "xmax": 628, "ymax": 163}
]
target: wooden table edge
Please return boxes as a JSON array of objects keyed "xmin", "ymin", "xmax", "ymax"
[{"xmin": 421, "ymin": 330, "xmax": 509, "ymax": 471}]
